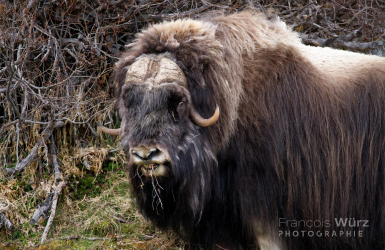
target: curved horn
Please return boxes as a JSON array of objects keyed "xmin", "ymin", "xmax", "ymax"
[
  {"xmin": 96, "ymin": 122, "xmax": 122, "ymax": 136},
  {"xmin": 190, "ymin": 105, "xmax": 220, "ymax": 127}
]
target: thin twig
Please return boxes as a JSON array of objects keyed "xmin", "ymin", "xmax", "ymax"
[
  {"xmin": 30, "ymin": 193, "xmax": 54, "ymax": 225},
  {"xmin": 49, "ymin": 135, "xmax": 62, "ymax": 181},
  {"xmin": 57, "ymin": 235, "xmax": 126, "ymax": 241},
  {"xmin": 40, "ymin": 181, "xmax": 66, "ymax": 244}
]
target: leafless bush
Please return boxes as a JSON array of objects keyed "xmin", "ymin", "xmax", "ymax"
[
  {"xmin": 277, "ymin": 0, "xmax": 385, "ymax": 53},
  {"xmin": 0, "ymin": 0, "xmax": 384, "ymax": 243}
]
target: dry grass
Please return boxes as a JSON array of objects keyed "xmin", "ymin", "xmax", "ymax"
[{"xmin": 1, "ymin": 157, "xmax": 185, "ymax": 249}]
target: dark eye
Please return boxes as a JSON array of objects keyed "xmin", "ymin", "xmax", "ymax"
[
  {"xmin": 168, "ymin": 92, "xmax": 185, "ymax": 110},
  {"xmin": 168, "ymin": 93, "xmax": 187, "ymax": 122}
]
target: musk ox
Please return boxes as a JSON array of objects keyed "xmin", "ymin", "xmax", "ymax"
[{"xmin": 98, "ymin": 11, "xmax": 385, "ymax": 250}]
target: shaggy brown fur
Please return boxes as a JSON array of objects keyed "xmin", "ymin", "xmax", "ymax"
[{"xmin": 114, "ymin": 11, "xmax": 385, "ymax": 249}]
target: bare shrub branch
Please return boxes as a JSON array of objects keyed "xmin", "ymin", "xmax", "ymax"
[
  {"xmin": 0, "ymin": 213, "xmax": 12, "ymax": 229},
  {"xmin": 30, "ymin": 193, "xmax": 53, "ymax": 225},
  {"xmin": 40, "ymin": 181, "xmax": 66, "ymax": 244}
]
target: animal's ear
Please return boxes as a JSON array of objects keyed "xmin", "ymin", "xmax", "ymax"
[
  {"xmin": 176, "ymin": 58, "xmax": 208, "ymax": 88},
  {"xmin": 199, "ymin": 56, "xmax": 210, "ymax": 70},
  {"xmin": 184, "ymin": 66, "xmax": 206, "ymax": 89}
]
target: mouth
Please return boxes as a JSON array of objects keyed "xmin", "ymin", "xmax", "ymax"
[{"xmin": 139, "ymin": 163, "xmax": 170, "ymax": 177}]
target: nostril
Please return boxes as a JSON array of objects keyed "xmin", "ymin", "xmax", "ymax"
[
  {"xmin": 131, "ymin": 147, "xmax": 160, "ymax": 160},
  {"xmin": 148, "ymin": 148, "xmax": 159, "ymax": 159},
  {"xmin": 132, "ymin": 150, "xmax": 142, "ymax": 159}
]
